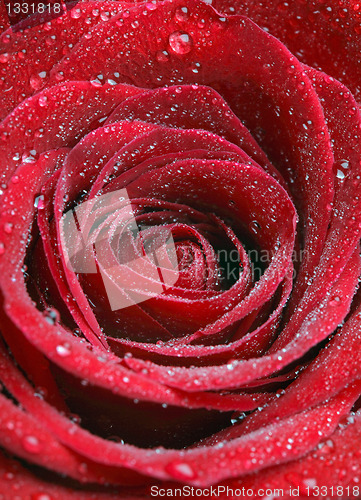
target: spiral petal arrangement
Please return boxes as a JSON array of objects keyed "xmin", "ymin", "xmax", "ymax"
[{"xmin": 0, "ymin": 0, "xmax": 361, "ymax": 497}]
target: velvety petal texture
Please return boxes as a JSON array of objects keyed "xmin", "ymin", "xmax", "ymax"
[{"xmin": 0, "ymin": 0, "xmax": 361, "ymax": 497}]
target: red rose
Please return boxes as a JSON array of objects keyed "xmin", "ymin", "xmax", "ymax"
[{"xmin": 0, "ymin": 0, "xmax": 361, "ymax": 498}]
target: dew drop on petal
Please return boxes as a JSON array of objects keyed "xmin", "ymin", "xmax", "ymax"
[
  {"xmin": 44, "ymin": 308, "xmax": 59, "ymax": 324},
  {"xmin": 6, "ymin": 420, "xmax": 14, "ymax": 430},
  {"xmin": 169, "ymin": 31, "xmax": 193, "ymax": 54},
  {"xmin": 340, "ymin": 159, "xmax": 350, "ymax": 169},
  {"xmin": 34, "ymin": 194, "xmax": 45, "ymax": 210},
  {"xmin": 22, "ymin": 150, "xmax": 37, "ymax": 163},
  {"xmin": 333, "ymin": 158, "xmax": 350, "ymax": 180},
  {"xmin": 329, "ymin": 296, "xmax": 341, "ymax": 306},
  {"xmin": 156, "ymin": 50, "xmax": 169, "ymax": 63},
  {"xmin": 22, "ymin": 435, "xmax": 41, "ymax": 454},
  {"xmin": 78, "ymin": 462, "xmax": 88, "ymax": 474},
  {"xmin": 45, "ymin": 35, "xmax": 56, "ymax": 46},
  {"xmin": 32, "ymin": 494, "xmax": 53, "ymax": 500},
  {"xmin": 54, "ymin": 71, "xmax": 64, "ymax": 81},
  {"xmin": 0, "ymin": 53, "xmax": 9, "ymax": 63},
  {"xmin": 70, "ymin": 8, "xmax": 81, "ymax": 19},
  {"xmin": 249, "ymin": 220, "xmax": 261, "ymax": 234},
  {"xmin": 166, "ymin": 461, "xmax": 197, "ymax": 480},
  {"xmin": 30, "ymin": 75, "xmax": 43, "ymax": 90},
  {"xmin": 175, "ymin": 6, "xmax": 189, "ymax": 22},
  {"xmin": 38, "ymin": 96, "xmax": 48, "ymax": 107},
  {"xmin": 90, "ymin": 79, "xmax": 102, "ymax": 87},
  {"xmin": 56, "ymin": 343, "xmax": 71, "ymax": 357},
  {"xmin": 0, "ymin": 243, "xmax": 5, "ymax": 256},
  {"xmin": 145, "ymin": 2, "xmax": 157, "ymax": 10},
  {"xmin": 303, "ymin": 478, "xmax": 317, "ymax": 489},
  {"xmin": 319, "ymin": 438, "xmax": 335, "ymax": 453},
  {"xmin": 215, "ymin": 16, "xmax": 227, "ymax": 29},
  {"xmin": 4, "ymin": 223, "xmax": 13, "ymax": 234},
  {"xmin": 190, "ymin": 61, "xmax": 201, "ymax": 73}
]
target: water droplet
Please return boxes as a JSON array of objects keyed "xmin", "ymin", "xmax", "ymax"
[
  {"xmin": 54, "ymin": 71, "xmax": 64, "ymax": 81},
  {"xmin": 11, "ymin": 175, "xmax": 19, "ymax": 184},
  {"xmin": 78, "ymin": 462, "xmax": 88, "ymax": 474},
  {"xmin": 34, "ymin": 195, "xmax": 45, "ymax": 210},
  {"xmin": 340, "ymin": 159, "xmax": 349, "ymax": 169},
  {"xmin": 56, "ymin": 343, "xmax": 71, "ymax": 357},
  {"xmin": 22, "ymin": 435, "xmax": 41, "ymax": 454},
  {"xmin": 31, "ymin": 494, "xmax": 53, "ymax": 500},
  {"xmin": 190, "ymin": 61, "xmax": 201, "ymax": 73},
  {"xmin": 38, "ymin": 96, "xmax": 48, "ymax": 107},
  {"xmin": 45, "ymin": 35, "xmax": 56, "ymax": 46},
  {"xmin": 329, "ymin": 295, "xmax": 341, "ymax": 306},
  {"xmin": 215, "ymin": 16, "xmax": 227, "ymax": 28},
  {"xmin": 169, "ymin": 31, "xmax": 193, "ymax": 54},
  {"xmin": 4, "ymin": 223, "xmax": 13, "ymax": 234},
  {"xmin": 303, "ymin": 478, "xmax": 317, "ymax": 488},
  {"xmin": 100, "ymin": 11, "xmax": 110, "ymax": 21},
  {"xmin": 166, "ymin": 461, "xmax": 196, "ymax": 480},
  {"xmin": 249, "ymin": 220, "xmax": 261, "ymax": 234},
  {"xmin": 90, "ymin": 79, "xmax": 102, "ymax": 87},
  {"xmin": 0, "ymin": 243, "xmax": 5, "ymax": 255},
  {"xmin": 338, "ymin": 468, "xmax": 347, "ymax": 479},
  {"xmin": 30, "ymin": 75, "xmax": 43, "ymax": 90},
  {"xmin": 334, "ymin": 158, "xmax": 350, "ymax": 180},
  {"xmin": 44, "ymin": 308, "xmax": 59, "ymax": 324},
  {"xmin": 70, "ymin": 8, "xmax": 81, "ymax": 19},
  {"xmin": 175, "ymin": 6, "xmax": 189, "ymax": 22},
  {"xmin": 319, "ymin": 438, "xmax": 334, "ymax": 453},
  {"xmin": 69, "ymin": 412, "xmax": 81, "ymax": 424},
  {"xmin": 22, "ymin": 150, "xmax": 37, "ymax": 163},
  {"xmin": 156, "ymin": 50, "xmax": 169, "ymax": 63},
  {"xmin": 0, "ymin": 53, "xmax": 9, "ymax": 63},
  {"xmin": 146, "ymin": 2, "xmax": 157, "ymax": 10}
]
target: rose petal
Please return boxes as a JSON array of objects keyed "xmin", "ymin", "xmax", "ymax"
[
  {"xmin": 43, "ymin": 0, "xmax": 335, "ymax": 328},
  {"xmin": 211, "ymin": 0, "xmax": 361, "ymax": 102},
  {"xmin": 0, "ymin": 1, "xmax": 129, "ymax": 118},
  {"xmin": 0, "ymin": 81, "xmax": 142, "ymax": 185}
]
